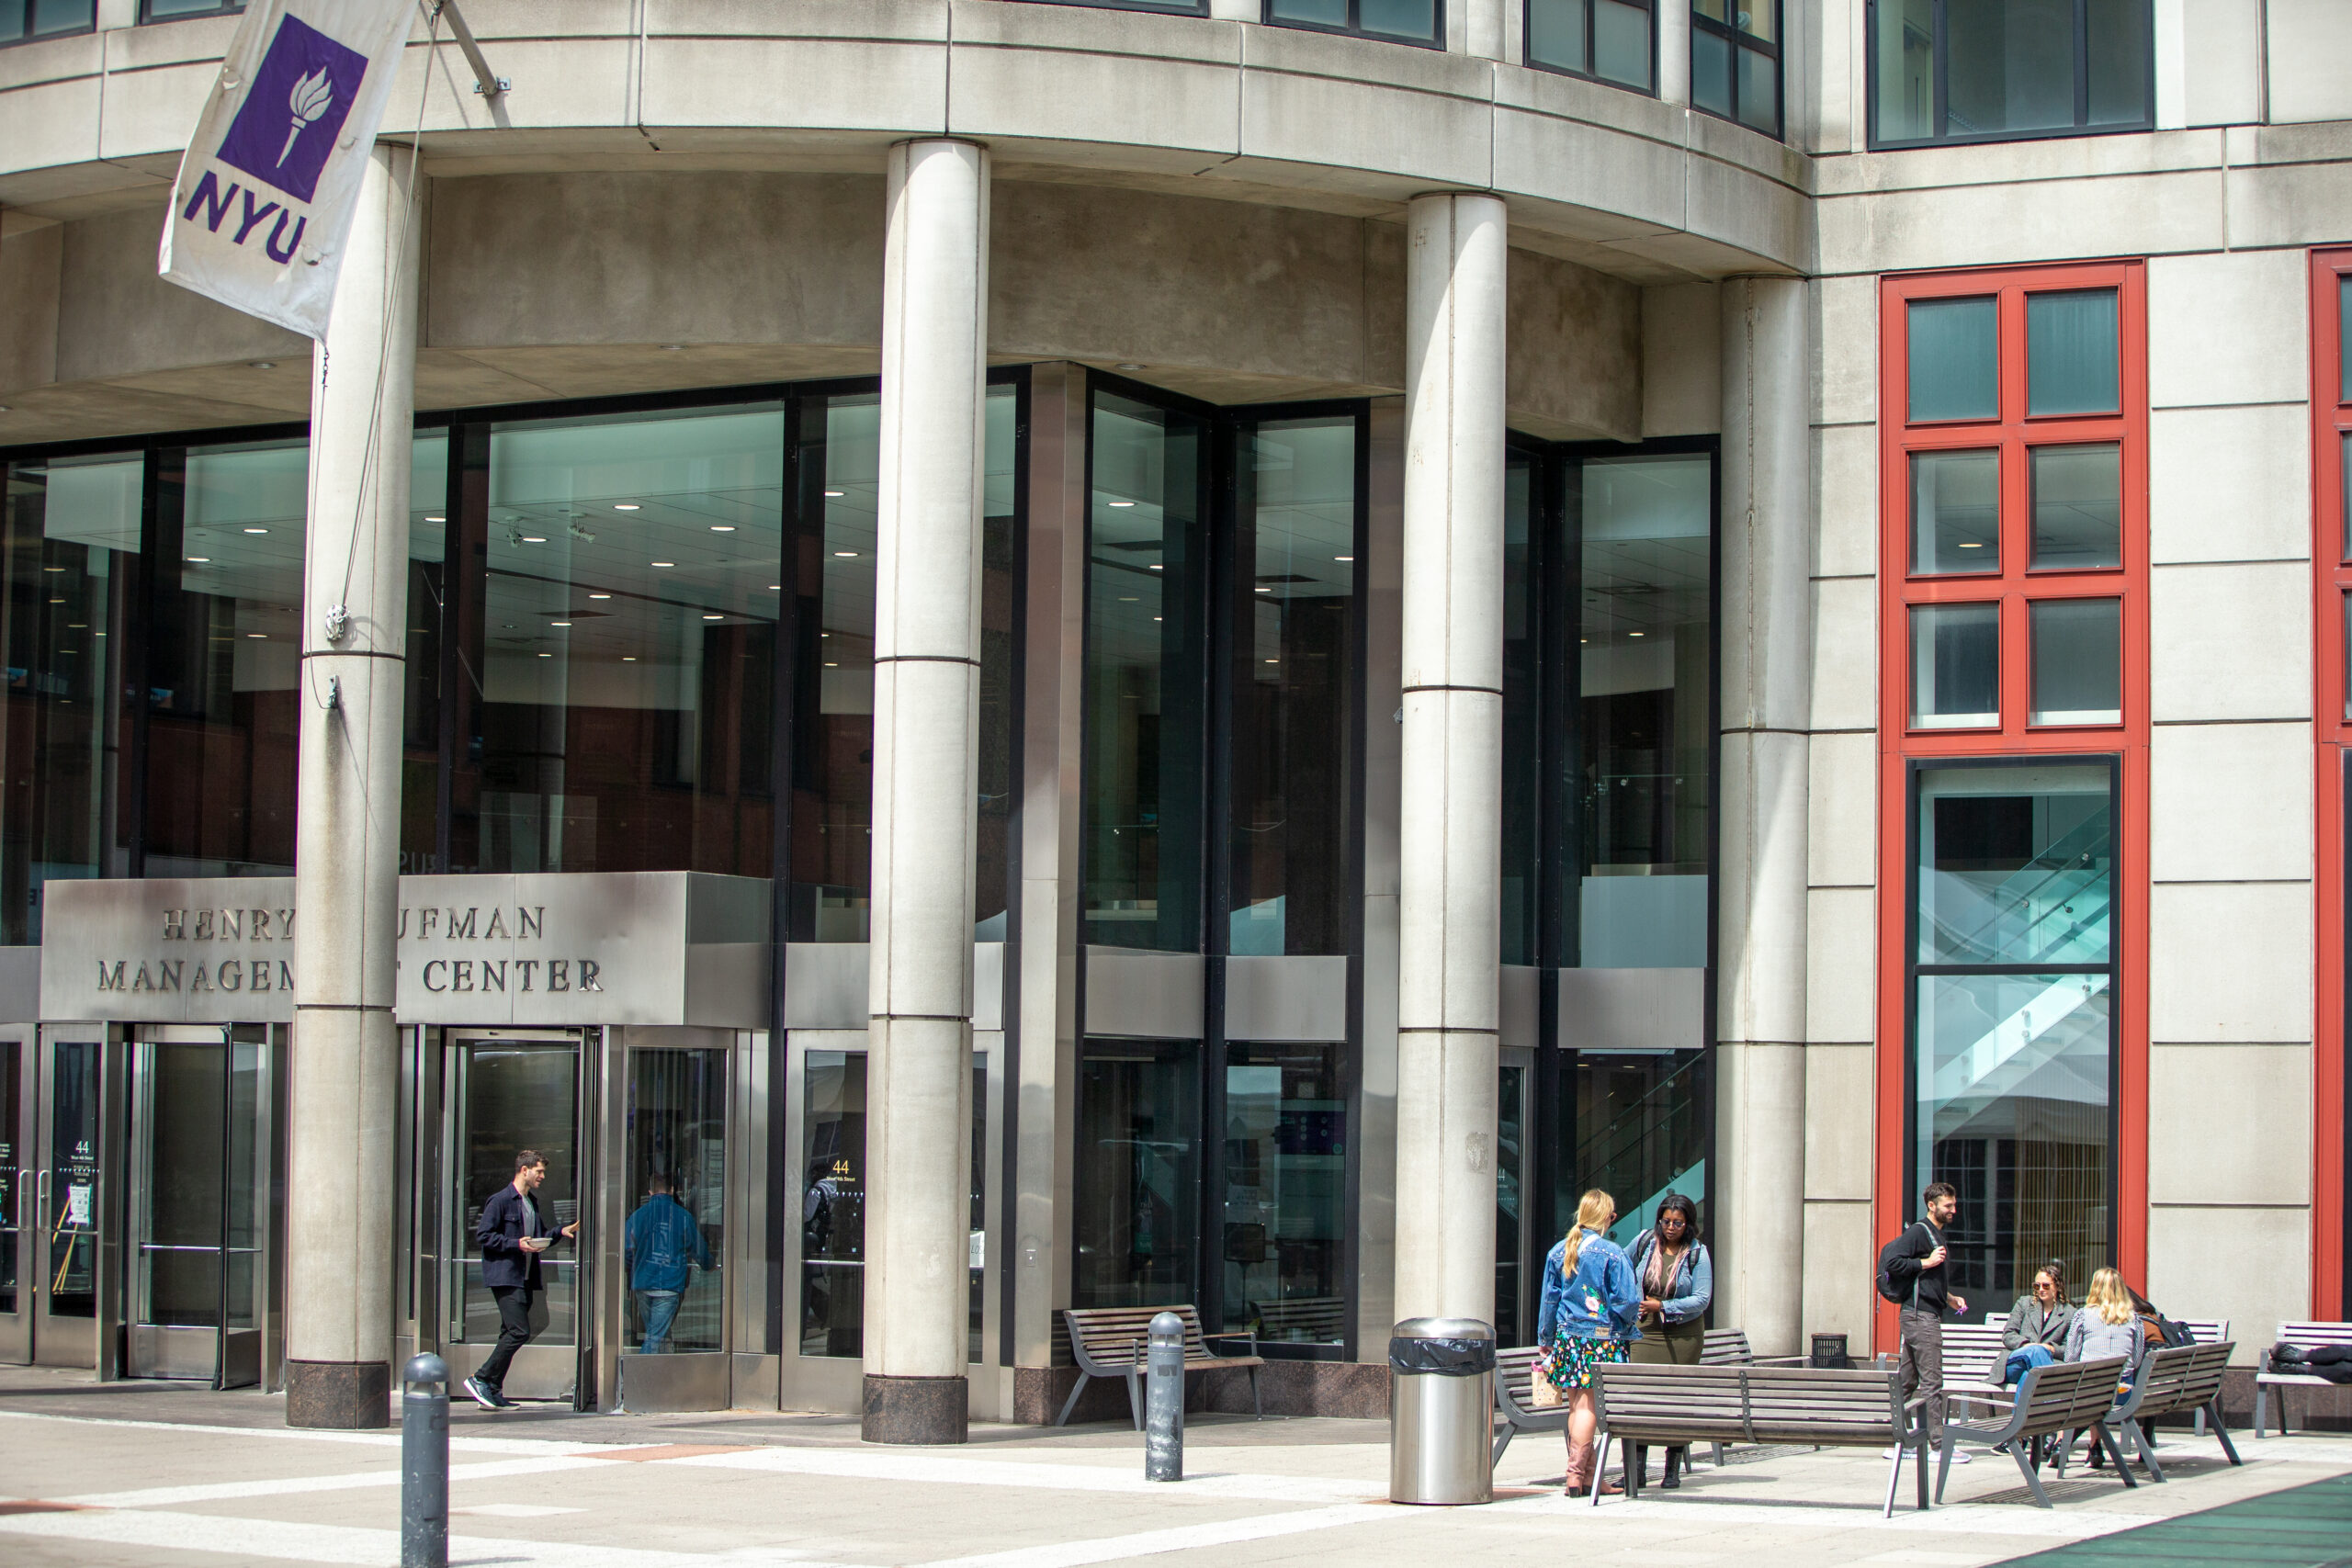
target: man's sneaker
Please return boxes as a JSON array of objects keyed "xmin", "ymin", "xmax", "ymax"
[{"xmin": 461, "ymin": 1376, "xmax": 503, "ymax": 1410}]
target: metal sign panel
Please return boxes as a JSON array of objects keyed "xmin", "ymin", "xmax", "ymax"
[{"xmin": 38, "ymin": 874, "xmax": 769, "ymax": 1028}]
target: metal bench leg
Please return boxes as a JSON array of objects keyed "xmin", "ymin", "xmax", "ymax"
[
  {"xmin": 1249, "ymin": 1365, "xmax": 1261, "ymax": 1420},
  {"xmin": 1490, "ymin": 1424, "xmax": 1514, "ymax": 1472},
  {"xmin": 2011, "ymin": 1442, "xmax": 2052, "ymax": 1508},
  {"xmin": 2094, "ymin": 1423, "xmax": 2136, "ymax": 1489},
  {"xmin": 1915, "ymin": 1439, "xmax": 1930, "ymax": 1512},
  {"xmin": 2124, "ymin": 1417, "xmax": 2165, "ymax": 1483},
  {"xmin": 1054, "ymin": 1371, "xmax": 1091, "ymax": 1428},
  {"xmin": 2209, "ymin": 1400, "xmax": 2241, "ymax": 1466},
  {"xmin": 1125, "ymin": 1371, "xmax": 1144, "ymax": 1432},
  {"xmin": 1934, "ymin": 1438, "xmax": 1956, "ymax": 1506},
  {"xmin": 2253, "ymin": 1384, "xmax": 2267, "ymax": 1439},
  {"xmin": 1589, "ymin": 1419, "xmax": 1610, "ymax": 1507}
]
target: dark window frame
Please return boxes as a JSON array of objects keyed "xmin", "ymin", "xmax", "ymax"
[
  {"xmin": 139, "ymin": 0, "xmax": 244, "ymax": 23},
  {"xmin": 1265, "ymin": 0, "xmax": 1446, "ymax": 51},
  {"xmin": 1865, "ymin": 0, "xmax": 2156, "ymax": 151},
  {"xmin": 1026, "ymin": 0, "xmax": 1209, "ymax": 12},
  {"xmin": 1522, "ymin": 0, "xmax": 1661, "ymax": 96},
  {"xmin": 1689, "ymin": 0, "xmax": 1783, "ymax": 140},
  {"xmin": 1, "ymin": 0, "xmax": 96, "ymax": 46}
]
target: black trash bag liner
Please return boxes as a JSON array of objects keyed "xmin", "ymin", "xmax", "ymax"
[{"xmin": 1388, "ymin": 1337, "xmax": 1497, "ymax": 1376}]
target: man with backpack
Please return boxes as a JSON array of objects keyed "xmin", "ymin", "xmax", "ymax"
[{"xmin": 1877, "ymin": 1181, "xmax": 1970, "ymax": 1462}]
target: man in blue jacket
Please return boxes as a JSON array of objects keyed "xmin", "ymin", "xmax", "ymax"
[
  {"xmin": 625, "ymin": 1172, "xmax": 713, "ymax": 1353},
  {"xmin": 462, "ymin": 1149, "xmax": 579, "ymax": 1410}
]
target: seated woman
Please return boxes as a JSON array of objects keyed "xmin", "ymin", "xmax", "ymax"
[
  {"xmin": 2066, "ymin": 1267, "xmax": 2148, "ymax": 1389},
  {"xmin": 1998, "ymin": 1262, "xmax": 2075, "ymax": 1385}
]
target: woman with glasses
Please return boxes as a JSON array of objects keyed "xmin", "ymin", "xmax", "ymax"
[
  {"xmin": 1623, "ymin": 1191, "xmax": 1712, "ymax": 1488},
  {"xmin": 1998, "ymin": 1260, "xmax": 2075, "ymax": 1385}
]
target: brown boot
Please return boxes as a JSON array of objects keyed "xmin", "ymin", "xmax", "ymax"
[{"xmin": 1565, "ymin": 1441, "xmax": 1623, "ymax": 1497}]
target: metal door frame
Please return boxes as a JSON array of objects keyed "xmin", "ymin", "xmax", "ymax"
[
  {"xmin": 1499, "ymin": 1045, "xmax": 1536, "ymax": 1346},
  {"xmin": 433, "ymin": 1029, "xmax": 596, "ymax": 1409},
  {"xmin": 123, "ymin": 1024, "xmax": 227, "ymax": 1383},
  {"xmin": 31, "ymin": 1024, "xmax": 123, "ymax": 1373},
  {"xmin": 0, "ymin": 1027, "xmax": 30, "ymax": 1363}
]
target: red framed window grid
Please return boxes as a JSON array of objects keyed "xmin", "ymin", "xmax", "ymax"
[
  {"xmin": 1871, "ymin": 261, "xmax": 2152, "ymax": 1352},
  {"xmin": 2310, "ymin": 248, "xmax": 2351, "ymax": 1322}
]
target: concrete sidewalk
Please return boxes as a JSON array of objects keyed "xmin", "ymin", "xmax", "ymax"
[{"xmin": 0, "ymin": 1364, "xmax": 2344, "ymax": 1568}]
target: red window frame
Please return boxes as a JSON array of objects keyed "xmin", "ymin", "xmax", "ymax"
[
  {"xmin": 2311, "ymin": 249, "xmax": 2351, "ymax": 1323},
  {"xmin": 1873, "ymin": 262, "xmax": 2152, "ymax": 1350}
]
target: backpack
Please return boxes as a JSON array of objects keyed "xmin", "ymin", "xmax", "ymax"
[{"xmin": 1875, "ymin": 1224, "xmax": 1928, "ymax": 1305}]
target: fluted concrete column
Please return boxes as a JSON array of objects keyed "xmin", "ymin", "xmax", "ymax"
[
  {"xmin": 1714, "ymin": 276, "xmax": 1812, "ymax": 1356},
  {"xmin": 1392, "ymin": 192, "xmax": 1507, "ymax": 1326},
  {"xmin": 863, "ymin": 138, "xmax": 989, "ymax": 1445},
  {"xmin": 285, "ymin": 143, "xmax": 419, "ymax": 1428}
]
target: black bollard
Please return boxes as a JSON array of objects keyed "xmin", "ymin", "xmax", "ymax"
[
  {"xmin": 402, "ymin": 1353, "xmax": 450, "ymax": 1568},
  {"xmin": 1144, "ymin": 1310, "xmax": 1184, "ymax": 1482}
]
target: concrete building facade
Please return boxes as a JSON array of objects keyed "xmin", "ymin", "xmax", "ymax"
[{"xmin": 0, "ymin": 0, "xmax": 2344, "ymax": 1433}]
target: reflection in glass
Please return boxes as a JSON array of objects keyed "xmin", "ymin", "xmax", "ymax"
[
  {"xmin": 1267, "ymin": 0, "xmax": 1347, "ymax": 26},
  {"xmin": 2030, "ymin": 445, "xmax": 2120, "ymax": 569},
  {"xmin": 48, "ymin": 1040, "xmax": 100, "ymax": 1319},
  {"xmin": 1593, "ymin": 0, "xmax": 1651, "ymax": 87},
  {"xmin": 1875, "ymin": 0, "xmax": 1935, "ymax": 141},
  {"xmin": 1221, "ymin": 1043, "xmax": 1346, "ymax": 1348},
  {"xmin": 1357, "ymin": 0, "xmax": 1437, "ymax": 39},
  {"xmin": 1910, "ymin": 603, "xmax": 1999, "ymax": 729},
  {"xmin": 2085, "ymin": 0, "xmax": 2150, "ymax": 126},
  {"xmin": 1074, "ymin": 1039, "xmax": 1199, "ymax": 1309},
  {"xmin": 800, "ymin": 1051, "xmax": 865, "ymax": 1358},
  {"xmin": 1691, "ymin": 26, "xmax": 1731, "ymax": 118},
  {"xmin": 2028, "ymin": 290, "xmax": 2120, "ymax": 416},
  {"xmin": 404, "ymin": 434, "xmax": 448, "ymax": 873},
  {"xmin": 1528, "ymin": 0, "xmax": 1589, "ymax": 72},
  {"xmin": 970, "ymin": 1057, "xmax": 987, "ymax": 1363},
  {"xmin": 793, "ymin": 396, "xmax": 876, "ymax": 938},
  {"xmin": 1084, "ymin": 392, "xmax": 1208, "ymax": 952},
  {"xmin": 0, "ymin": 454, "xmax": 137, "ymax": 942},
  {"xmin": 1499, "ymin": 457, "xmax": 1539, "ymax": 967},
  {"xmin": 1908, "ymin": 297, "xmax": 1998, "ymax": 423},
  {"xmin": 146, "ymin": 441, "xmax": 306, "ymax": 877},
  {"xmin": 1494, "ymin": 1062, "xmax": 1525, "ymax": 1346},
  {"xmin": 624, "ymin": 1050, "xmax": 725, "ymax": 1355},
  {"xmin": 1560, "ymin": 1050, "xmax": 1708, "ymax": 1249},
  {"xmin": 1911, "ymin": 450, "xmax": 2000, "ymax": 572},
  {"xmin": 1736, "ymin": 39, "xmax": 1779, "ymax": 132},
  {"xmin": 1580, "ymin": 455, "xmax": 1711, "ymax": 968},
  {"xmin": 1917, "ymin": 764, "xmax": 2111, "ymax": 967},
  {"xmin": 1916, "ymin": 971, "xmax": 2111, "ymax": 1300},
  {"xmin": 136, "ymin": 1042, "xmax": 228, "ymax": 1329},
  {"xmin": 1230, "ymin": 417, "xmax": 1356, "ymax": 957},
  {"xmin": 449, "ymin": 1044, "xmax": 579, "ymax": 1349},
  {"xmin": 465, "ymin": 405, "xmax": 782, "ymax": 880},
  {"xmin": 1948, "ymin": 0, "xmax": 2074, "ymax": 137},
  {"xmin": 0, "ymin": 1040, "xmax": 16, "ymax": 1314},
  {"xmin": 1, "ymin": 0, "xmax": 94, "ymax": 42},
  {"xmin": 977, "ymin": 389, "xmax": 1019, "ymax": 937},
  {"xmin": 2030, "ymin": 598, "xmax": 2121, "ymax": 726}
]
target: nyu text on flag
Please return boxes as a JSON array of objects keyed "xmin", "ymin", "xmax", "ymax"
[{"xmin": 158, "ymin": 0, "xmax": 418, "ymax": 340}]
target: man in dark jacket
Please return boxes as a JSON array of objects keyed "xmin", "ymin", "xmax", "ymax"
[
  {"xmin": 462, "ymin": 1149, "xmax": 579, "ymax": 1409},
  {"xmin": 1883, "ymin": 1182, "xmax": 1970, "ymax": 1460}
]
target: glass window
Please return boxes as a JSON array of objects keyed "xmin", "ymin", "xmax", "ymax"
[
  {"xmin": 2030, "ymin": 597, "xmax": 2120, "ymax": 725},
  {"xmin": 800, "ymin": 1050, "xmax": 865, "ymax": 1358},
  {"xmin": 1528, "ymin": 0, "xmax": 1656, "ymax": 91},
  {"xmin": 0, "ymin": 1040, "xmax": 16, "ymax": 1314},
  {"xmin": 793, "ymin": 393, "xmax": 875, "ymax": 938},
  {"xmin": 1873, "ymin": 0, "xmax": 2154, "ymax": 147},
  {"xmin": 969, "ymin": 1054, "xmax": 988, "ymax": 1363},
  {"xmin": 1911, "ymin": 450, "xmax": 2000, "ymax": 573},
  {"xmin": 1073, "ymin": 1039, "xmax": 1200, "ymax": 1309},
  {"xmin": 1692, "ymin": 0, "xmax": 1780, "ymax": 136},
  {"xmin": 143, "ymin": 0, "xmax": 243, "ymax": 18},
  {"xmin": 2, "ymin": 0, "xmax": 95, "ymax": 43},
  {"xmin": 405, "ymin": 434, "xmax": 448, "ymax": 873},
  {"xmin": 1690, "ymin": 25, "xmax": 1732, "ymax": 118},
  {"xmin": 1499, "ymin": 455, "xmax": 1540, "ymax": 967},
  {"xmin": 1268, "ymin": 0, "xmax": 1439, "ymax": 43},
  {"xmin": 2027, "ymin": 289, "xmax": 2120, "ymax": 416},
  {"xmin": 145, "ymin": 441, "xmax": 307, "ymax": 878},
  {"xmin": 1560, "ymin": 1050, "xmax": 1708, "ymax": 1247},
  {"xmin": 1907, "ymin": 298, "xmax": 2000, "ymax": 423},
  {"xmin": 47, "ymin": 1039, "xmax": 99, "ymax": 1318},
  {"xmin": 1914, "ymin": 763, "xmax": 2115, "ymax": 1299},
  {"xmin": 623, "ymin": 1048, "xmax": 725, "ymax": 1356},
  {"xmin": 458, "ymin": 403, "xmax": 783, "ymax": 880},
  {"xmin": 1579, "ymin": 454, "xmax": 1711, "ymax": 968},
  {"xmin": 1910, "ymin": 603, "xmax": 1999, "ymax": 729},
  {"xmin": 1084, "ymin": 391, "xmax": 1209, "ymax": 952},
  {"xmin": 448, "ymin": 1042, "xmax": 581, "ymax": 1353},
  {"xmin": 2030, "ymin": 445, "xmax": 2120, "ymax": 570},
  {"xmin": 0, "ymin": 454, "xmax": 137, "ymax": 942},
  {"xmin": 1220, "ymin": 1042, "xmax": 1347, "ymax": 1348},
  {"xmin": 1229, "ymin": 416, "xmax": 1357, "ymax": 958},
  {"xmin": 977, "ymin": 389, "xmax": 1019, "ymax": 939},
  {"xmin": 1494, "ymin": 1059, "xmax": 1526, "ymax": 1344}
]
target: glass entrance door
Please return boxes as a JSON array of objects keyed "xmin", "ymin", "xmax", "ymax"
[
  {"xmin": 613, "ymin": 1043, "xmax": 728, "ymax": 1412},
  {"xmin": 123, "ymin": 1030, "xmax": 272, "ymax": 1386},
  {"xmin": 0, "ymin": 1034, "xmax": 27, "ymax": 1363},
  {"xmin": 443, "ymin": 1036, "xmax": 588, "ymax": 1405},
  {"xmin": 1497, "ymin": 1049, "xmax": 1533, "ymax": 1347},
  {"xmin": 32, "ymin": 1032, "xmax": 108, "ymax": 1368}
]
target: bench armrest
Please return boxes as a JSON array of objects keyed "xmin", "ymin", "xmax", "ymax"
[
  {"xmin": 1749, "ymin": 1354, "xmax": 1809, "ymax": 1366},
  {"xmin": 1204, "ymin": 1329, "xmax": 1258, "ymax": 1356}
]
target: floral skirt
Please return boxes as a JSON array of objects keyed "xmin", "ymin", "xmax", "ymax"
[{"xmin": 1545, "ymin": 1328, "xmax": 1630, "ymax": 1393}]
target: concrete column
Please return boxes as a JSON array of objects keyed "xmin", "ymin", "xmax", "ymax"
[
  {"xmin": 1392, "ymin": 192, "xmax": 1507, "ymax": 1327},
  {"xmin": 1714, "ymin": 276, "xmax": 1812, "ymax": 1356},
  {"xmin": 863, "ymin": 138, "xmax": 989, "ymax": 1445},
  {"xmin": 285, "ymin": 143, "xmax": 419, "ymax": 1429}
]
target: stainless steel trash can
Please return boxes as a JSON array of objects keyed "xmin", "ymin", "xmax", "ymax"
[{"xmin": 1387, "ymin": 1317, "xmax": 1496, "ymax": 1505}]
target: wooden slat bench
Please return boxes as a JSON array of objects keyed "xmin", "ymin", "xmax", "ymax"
[
  {"xmin": 1589, "ymin": 1362, "xmax": 1936, "ymax": 1517},
  {"xmin": 1246, "ymin": 1297, "xmax": 1348, "ymax": 1346},
  {"xmin": 2099, "ymin": 1340, "xmax": 2240, "ymax": 1481},
  {"xmin": 2255, "ymin": 1320, "xmax": 2352, "ymax": 1438},
  {"xmin": 1057, "ymin": 1305, "xmax": 1263, "ymax": 1428},
  {"xmin": 1490, "ymin": 1328, "xmax": 1800, "ymax": 1472},
  {"xmin": 1934, "ymin": 1357, "xmax": 2133, "ymax": 1508}
]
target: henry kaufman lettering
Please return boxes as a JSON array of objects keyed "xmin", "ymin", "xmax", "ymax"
[{"xmin": 107, "ymin": 903, "xmax": 605, "ymax": 993}]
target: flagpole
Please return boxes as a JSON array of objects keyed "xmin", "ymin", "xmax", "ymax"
[{"xmin": 435, "ymin": 0, "xmax": 509, "ymax": 98}]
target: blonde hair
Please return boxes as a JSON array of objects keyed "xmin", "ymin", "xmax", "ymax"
[
  {"xmin": 2085, "ymin": 1267, "xmax": 2134, "ymax": 1326},
  {"xmin": 1560, "ymin": 1190, "xmax": 1615, "ymax": 1281}
]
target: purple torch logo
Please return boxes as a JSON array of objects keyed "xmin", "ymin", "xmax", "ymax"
[
  {"xmin": 279, "ymin": 67, "xmax": 336, "ymax": 166},
  {"xmin": 215, "ymin": 16, "xmax": 367, "ymax": 205}
]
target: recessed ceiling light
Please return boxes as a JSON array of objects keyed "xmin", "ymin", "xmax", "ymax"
[
  {"xmin": 1118, "ymin": 596, "xmax": 1138, "ymax": 602},
  {"xmin": 1152, "ymin": 615, "xmax": 1162, "ymax": 622},
  {"xmin": 42, "ymin": 566, "xmax": 63, "ymax": 572},
  {"xmin": 521, "ymin": 536, "xmax": 547, "ymax": 544},
  {"xmin": 1629, "ymin": 631, "xmax": 1645, "ymax": 637},
  {"xmin": 823, "ymin": 490, "xmax": 845, "ymax": 499},
  {"xmin": 834, "ymin": 550, "xmax": 857, "ymax": 558},
  {"xmin": 651, "ymin": 561, "xmax": 674, "ymax": 568},
  {"xmin": 613, "ymin": 503, "xmax": 640, "ymax": 512},
  {"xmin": 249, "ymin": 360, "xmax": 276, "ymax": 370},
  {"xmin": 710, "ymin": 525, "xmax": 734, "ymax": 532},
  {"xmin": 1958, "ymin": 541, "xmax": 1984, "ymax": 548},
  {"xmin": 1265, "ymin": 658, "xmax": 1279, "ymax": 664},
  {"xmin": 1148, "ymin": 564, "xmax": 1163, "ymax": 570},
  {"xmin": 1254, "ymin": 586, "xmax": 1272, "ymax": 592},
  {"xmin": 622, "ymin": 656, "xmax": 637, "ymax": 661},
  {"xmin": 824, "ymin": 661, "xmax": 839, "ymax": 667},
  {"xmin": 1108, "ymin": 500, "xmax": 1136, "ymax": 508},
  {"xmin": 551, "ymin": 621, "xmax": 571, "ymax": 627},
  {"xmin": 242, "ymin": 526, "xmax": 267, "ymax": 534},
  {"xmin": 703, "ymin": 613, "xmax": 722, "ymax": 620},
  {"xmin": 246, "ymin": 632, "xmax": 266, "ymax": 639},
  {"xmin": 1334, "ymin": 555, "xmax": 1353, "ymax": 562},
  {"xmin": 424, "ymin": 515, "xmax": 445, "ymax": 523},
  {"xmin": 48, "ymin": 597, "xmax": 64, "ymax": 604},
  {"xmin": 185, "ymin": 557, "xmax": 209, "ymax": 563},
  {"xmin": 589, "ymin": 592, "xmax": 612, "ymax": 600},
  {"xmin": 767, "ymin": 584, "xmax": 781, "ymax": 592}
]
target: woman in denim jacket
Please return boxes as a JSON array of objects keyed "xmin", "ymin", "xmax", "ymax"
[
  {"xmin": 1535, "ymin": 1188, "xmax": 1644, "ymax": 1496},
  {"xmin": 1623, "ymin": 1192, "xmax": 1712, "ymax": 1488}
]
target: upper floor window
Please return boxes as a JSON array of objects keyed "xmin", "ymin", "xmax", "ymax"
[
  {"xmin": 1526, "ymin": 0, "xmax": 1654, "ymax": 92},
  {"xmin": 142, "ymin": 0, "xmax": 245, "ymax": 20},
  {"xmin": 1266, "ymin": 0, "xmax": 1442, "ymax": 47},
  {"xmin": 1870, "ymin": 0, "xmax": 2153, "ymax": 149},
  {"xmin": 1691, "ymin": 0, "xmax": 1780, "ymax": 137},
  {"xmin": 2, "ymin": 0, "xmax": 94, "ymax": 45}
]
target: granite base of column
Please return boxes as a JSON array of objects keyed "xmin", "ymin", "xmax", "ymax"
[
  {"xmin": 862, "ymin": 1373, "xmax": 969, "ymax": 1444},
  {"xmin": 285, "ymin": 1359, "xmax": 391, "ymax": 1429}
]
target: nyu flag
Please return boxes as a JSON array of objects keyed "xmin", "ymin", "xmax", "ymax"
[{"xmin": 158, "ymin": 0, "xmax": 416, "ymax": 339}]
